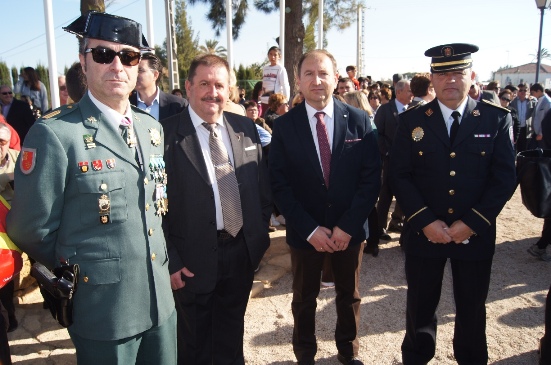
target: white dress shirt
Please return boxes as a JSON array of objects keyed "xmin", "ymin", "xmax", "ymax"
[
  {"xmin": 136, "ymin": 87, "xmax": 161, "ymax": 121},
  {"xmin": 438, "ymin": 97, "xmax": 469, "ymax": 136}
]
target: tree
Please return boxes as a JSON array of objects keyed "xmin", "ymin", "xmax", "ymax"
[
  {"xmin": 190, "ymin": 0, "xmax": 359, "ymax": 94},
  {"xmin": 198, "ymin": 39, "xmax": 227, "ymax": 58},
  {"xmin": 531, "ymin": 48, "xmax": 551, "ymax": 62},
  {"xmin": 36, "ymin": 63, "xmax": 51, "ymax": 106},
  {"xmin": 174, "ymin": 0, "xmax": 200, "ymax": 86},
  {"xmin": 0, "ymin": 62, "xmax": 12, "ymax": 88},
  {"xmin": 10, "ymin": 67, "xmax": 18, "ymax": 89}
]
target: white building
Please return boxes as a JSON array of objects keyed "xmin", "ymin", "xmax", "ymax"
[{"xmin": 493, "ymin": 63, "xmax": 551, "ymax": 88}]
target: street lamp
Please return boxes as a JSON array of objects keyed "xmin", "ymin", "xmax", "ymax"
[{"xmin": 535, "ymin": 0, "xmax": 551, "ymax": 83}]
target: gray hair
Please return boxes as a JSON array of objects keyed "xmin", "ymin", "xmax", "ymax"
[
  {"xmin": 0, "ymin": 123, "xmax": 12, "ymax": 138},
  {"xmin": 395, "ymin": 79, "xmax": 410, "ymax": 92}
]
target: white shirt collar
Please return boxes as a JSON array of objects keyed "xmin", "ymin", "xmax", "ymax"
[
  {"xmin": 394, "ymin": 99, "xmax": 408, "ymax": 113},
  {"xmin": 304, "ymin": 98, "xmax": 334, "ymax": 120},
  {"xmin": 188, "ymin": 105, "xmax": 225, "ymax": 130},
  {"xmin": 87, "ymin": 90, "xmax": 132, "ymax": 129},
  {"xmin": 438, "ymin": 96, "xmax": 469, "ymax": 123}
]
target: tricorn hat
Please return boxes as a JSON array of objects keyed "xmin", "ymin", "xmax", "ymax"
[
  {"xmin": 424, "ymin": 43, "xmax": 479, "ymax": 73},
  {"xmin": 63, "ymin": 12, "xmax": 151, "ymax": 50}
]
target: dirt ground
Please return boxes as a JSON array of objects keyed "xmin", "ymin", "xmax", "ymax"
[{"xmin": 243, "ymin": 187, "xmax": 549, "ymax": 364}]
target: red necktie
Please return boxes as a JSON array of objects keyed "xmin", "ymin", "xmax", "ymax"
[{"xmin": 315, "ymin": 112, "xmax": 331, "ymax": 187}]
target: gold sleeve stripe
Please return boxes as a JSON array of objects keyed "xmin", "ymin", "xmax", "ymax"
[
  {"xmin": 430, "ymin": 59, "xmax": 472, "ymax": 68},
  {"xmin": 407, "ymin": 207, "xmax": 428, "ymax": 222},
  {"xmin": 472, "ymin": 208, "xmax": 491, "ymax": 226}
]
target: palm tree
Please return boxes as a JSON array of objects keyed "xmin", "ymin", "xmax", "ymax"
[
  {"xmin": 531, "ymin": 48, "xmax": 551, "ymax": 62},
  {"xmin": 198, "ymin": 39, "xmax": 227, "ymax": 58}
]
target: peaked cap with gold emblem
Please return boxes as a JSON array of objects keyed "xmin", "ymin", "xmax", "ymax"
[{"xmin": 424, "ymin": 43, "xmax": 479, "ymax": 73}]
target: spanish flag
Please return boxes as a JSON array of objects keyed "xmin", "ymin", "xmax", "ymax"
[{"xmin": 0, "ymin": 196, "xmax": 22, "ymax": 288}]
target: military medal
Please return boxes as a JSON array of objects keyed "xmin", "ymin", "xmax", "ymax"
[
  {"xmin": 92, "ymin": 159, "xmax": 103, "ymax": 171},
  {"xmin": 106, "ymin": 158, "xmax": 116, "ymax": 169},
  {"xmin": 126, "ymin": 127, "xmax": 137, "ymax": 148},
  {"xmin": 155, "ymin": 183, "xmax": 168, "ymax": 215},
  {"xmin": 412, "ymin": 127, "xmax": 424, "ymax": 142},
  {"xmin": 149, "ymin": 128, "xmax": 162, "ymax": 146},
  {"xmin": 78, "ymin": 161, "xmax": 89, "ymax": 172},
  {"xmin": 83, "ymin": 134, "xmax": 96, "ymax": 149},
  {"xmin": 98, "ymin": 194, "xmax": 111, "ymax": 224}
]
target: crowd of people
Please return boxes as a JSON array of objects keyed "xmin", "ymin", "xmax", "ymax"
[{"xmin": 0, "ymin": 11, "xmax": 550, "ymax": 365}]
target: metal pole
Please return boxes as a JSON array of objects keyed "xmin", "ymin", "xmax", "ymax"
[
  {"xmin": 43, "ymin": 0, "xmax": 59, "ymax": 109},
  {"xmin": 317, "ymin": 0, "xmax": 323, "ymax": 49},
  {"xmin": 226, "ymin": 0, "xmax": 234, "ymax": 68},
  {"xmin": 356, "ymin": 5, "xmax": 361, "ymax": 74},
  {"xmin": 280, "ymin": 0, "xmax": 285, "ymax": 64},
  {"xmin": 536, "ymin": 7, "xmax": 545, "ymax": 84},
  {"xmin": 145, "ymin": 0, "xmax": 154, "ymax": 47},
  {"xmin": 165, "ymin": 0, "xmax": 179, "ymax": 90}
]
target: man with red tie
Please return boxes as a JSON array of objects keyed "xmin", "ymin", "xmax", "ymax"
[{"xmin": 269, "ymin": 49, "xmax": 381, "ymax": 365}]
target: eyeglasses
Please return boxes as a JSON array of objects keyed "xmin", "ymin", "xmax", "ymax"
[
  {"xmin": 84, "ymin": 48, "xmax": 141, "ymax": 66},
  {"xmin": 1, "ymin": 91, "xmax": 13, "ymax": 95},
  {"xmin": 500, "ymin": 97, "xmax": 511, "ymax": 102}
]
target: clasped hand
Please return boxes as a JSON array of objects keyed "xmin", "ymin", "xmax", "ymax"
[
  {"xmin": 307, "ymin": 226, "xmax": 351, "ymax": 252},
  {"xmin": 422, "ymin": 220, "xmax": 473, "ymax": 244}
]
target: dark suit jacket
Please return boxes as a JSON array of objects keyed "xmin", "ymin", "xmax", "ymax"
[
  {"xmin": 162, "ymin": 108, "xmax": 271, "ymax": 293},
  {"xmin": 129, "ymin": 89, "xmax": 188, "ymax": 122},
  {"xmin": 510, "ymin": 96, "xmax": 536, "ymax": 131},
  {"xmin": 5, "ymin": 99, "xmax": 35, "ymax": 141},
  {"xmin": 269, "ymin": 98, "xmax": 381, "ymax": 250},
  {"xmin": 390, "ymin": 98, "xmax": 517, "ymax": 260},
  {"xmin": 374, "ymin": 99, "xmax": 400, "ymax": 157}
]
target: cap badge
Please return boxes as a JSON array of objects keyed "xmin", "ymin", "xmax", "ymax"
[
  {"xmin": 442, "ymin": 46, "xmax": 453, "ymax": 57},
  {"xmin": 412, "ymin": 127, "xmax": 424, "ymax": 142}
]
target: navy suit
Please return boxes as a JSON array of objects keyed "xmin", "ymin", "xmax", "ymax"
[
  {"xmin": 390, "ymin": 98, "xmax": 516, "ymax": 364},
  {"xmin": 130, "ymin": 89, "xmax": 188, "ymax": 122},
  {"xmin": 5, "ymin": 98, "xmax": 35, "ymax": 141},
  {"xmin": 269, "ymin": 98, "xmax": 381, "ymax": 362}
]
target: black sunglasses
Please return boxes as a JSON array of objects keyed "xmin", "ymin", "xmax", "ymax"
[
  {"xmin": 84, "ymin": 48, "xmax": 141, "ymax": 66},
  {"xmin": 1, "ymin": 91, "xmax": 12, "ymax": 95},
  {"xmin": 500, "ymin": 97, "xmax": 511, "ymax": 102}
]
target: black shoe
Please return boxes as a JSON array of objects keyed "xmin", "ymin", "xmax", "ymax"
[
  {"xmin": 379, "ymin": 231, "xmax": 391, "ymax": 241},
  {"xmin": 7, "ymin": 316, "xmax": 18, "ymax": 332},
  {"xmin": 363, "ymin": 242, "xmax": 379, "ymax": 257},
  {"xmin": 387, "ymin": 222, "xmax": 403, "ymax": 233},
  {"xmin": 337, "ymin": 354, "xmax": 364, "ymax": 365}
]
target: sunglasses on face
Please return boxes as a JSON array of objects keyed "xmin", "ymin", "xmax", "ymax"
[
  {"xmin": 1, "ymin": 91, "xmax": 13, "ymax": 95},
  {"xmin": 85, "ymin": 47, "xmax": 141, "ymax": 67},
  {"xmin": 500, "ymin": 97, "xmax": 511, "ymax": 102}
]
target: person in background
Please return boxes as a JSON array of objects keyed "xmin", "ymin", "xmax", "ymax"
[
  {"xmin": 380, "ymin": 87, "xmax": 392, "ymax": 105},
  {"xmin": 269, "ymin": 49, "xmax": 381, "ymax": 365},
  {"xmin": 265, "ymin": 93, "xmax": 289, "ymax": 129},
  {"xmin": 130, "ymin": 52, "xmax": 188, "ymax": 122},
  {"xmin": 65, "ymin": 62, "xmax": 87, "ymax": 103},
  {"xmin": 390, "ymin": 43, "xmax": 516, "ymax": 365},
  {"xmin": 244, "ymin": 100, "xmax": 272, "ymax": 134},
  {"xmin": 499, "ymin": 89, "xmax": 520, "ymax": 144},
  {"xmin": 337, "ymin": 77, "xmax": 355, "ymax": 97},
  {"xmin": 291, "ymin": 92, "xmax": 304, "ymax": 108},
  {"xmin": 0, "ymin": 85, "xmax": 34, "ymax": 142},
  {"xmin": 368, "ymin": 91, "xmax": 381, "ymax": 116},
  {"xmin": 7, "ymin": 12, "xmax": 176, "ymax": 364},
  {"xmin": 251, "ymin": 81, "xmax": 264, "ymax": 116},
  {"xmin": 260, "ymin": 46, "xmax": 290, "ymax": 118},
  {"xmin": 509, "ymin": 82, "xmax": 536, "ymax": 153},
  {"xmin": 171, "ymin": 88, "xmax": 184, "ymax": 98},
  {"xmin": 346, "ymin": 65, "xmax": 360, "ymax": 90},
  {"xmin": 410, "ymin": 73, "xmax": 436, "ymax": 106},
  {"xmin": 531, "ymin": 82, "xmax": 551, "ymax": 147},
  {"xmin": 14, "ymin": 67, "xmax": 48, "ymax": 113},
  {"xmin": 58, "ymin": 75, "xmax": 69, "ymax": 105}
]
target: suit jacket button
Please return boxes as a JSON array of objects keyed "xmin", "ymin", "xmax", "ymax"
[
  {"xmin": 449, "ymin": 190, "xmax": 455, "ymax": 195},
  {"xmin": 327, "ymin": 203, "xmax": 332, "ymax": 208},
  {"xmin": 151, "ymin": 253, "xmax": 156, "ymax": 261},
  {"xmin": 448, "ymin": 208, "xmax": 454, "ymax": 214},
  {"xmin": 148, "ymin": 228, "xmax": 154, "ymax": 236},
  {"xmin": 481, "ymin": 151, "xmax": 486, "ymax": 156},
  {"xmin": 100, "ymin": 183, "xmax": 108, "ymax": 191},
  {"xmin": 450, "ymin": 152, "xmax": 456, "ymax": 158},
  {"xmin": 450, "ymin": 170, "xmax": 456, "ymax": 176},
  {"xmin": 83, "ymin": 276, "xmax": 89, "ymax": 283},
  {"xmin": 418, "ymin": 151, "xmax": 423, "ymax": 156}
]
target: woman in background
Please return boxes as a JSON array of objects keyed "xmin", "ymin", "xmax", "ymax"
[{"xmin": 14, "ymin": 67, "xmax": 48, "ymax": 113}]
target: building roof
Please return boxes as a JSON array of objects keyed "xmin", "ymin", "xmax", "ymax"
[{"xmin": 495, "ymin": 62, "xmax": 551, "ymax": 74}]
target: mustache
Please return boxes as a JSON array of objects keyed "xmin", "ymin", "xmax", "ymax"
[{"xmin": 201, "ymin": 96, "xmax": 222, "ymax": 102}]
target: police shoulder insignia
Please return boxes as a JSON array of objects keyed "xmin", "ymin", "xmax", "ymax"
[
  {"xmin": 149, "ymin": 128, "xmax": 162, "ymax": 146},
  {"xmin": 412, "ymin": 127, "xmax": 424, "ymax": 142},
  {"xmin": 20, "ymin": 147, "xmax": 37, "ymax": 174},
  {"xmin": 42, "ymin": 110, "xmax": 61, "ymax": 119},
  {"xmin": 402, "ymin": 103, "xmax": 422, "ymax": 114},
  {"xmin": 481, "ymin": 99, "xmax": 510, "ymax": 112}
]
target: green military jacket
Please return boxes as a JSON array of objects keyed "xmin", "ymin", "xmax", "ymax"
[{"xmin": 6, "ymin": 93, "xmax": 174, "ymax": 341}]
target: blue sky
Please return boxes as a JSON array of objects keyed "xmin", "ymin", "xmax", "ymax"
[{"xmin": 1, "ymin": 0, "xmax": 550, "ymax": 83}]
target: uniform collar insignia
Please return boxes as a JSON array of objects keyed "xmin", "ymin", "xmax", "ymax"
[
  {"xmin": 425, "ymin": 108, "xmax": 433, "ymax": 116},
  {"xmin": 472, "ymin": 110, "xmax": 480, "ymax": 116}
]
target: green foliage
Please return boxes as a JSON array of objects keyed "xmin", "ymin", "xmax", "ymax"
[
  {"xmin": 174, "ymin": 0, "xmax": 200, "ymax": 87},
  {"xmin": 10, "ymin": 67, "xmax": 18, "ymax": 88},
  {"xmin": 189, "ymin": 0, "xmax": 249, "ymax": 39},
  {"xmin": 0, "ymin": 62, "xmax": 12, "ymax": 88},
  {"xmin": 198, "ymin": 39, "xmax": 227, "ymax": 58}
]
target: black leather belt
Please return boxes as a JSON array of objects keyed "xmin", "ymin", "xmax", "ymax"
[{"xmin": 217, "ymin": 230, "xmax": 233, "ymax": 240}]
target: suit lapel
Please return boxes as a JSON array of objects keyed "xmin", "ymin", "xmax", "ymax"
[
  {"xmin": 453, "ymin": 97, "xmax": 480, "ymax": 146},
  {"xmin": 295, "ymin": 104, "xmax": 325, "ymax": 185},
  {"xmin": 224, "ymin": 114, "xmax": 244, "ymax": 170},
  {"xmin": 424, "ymin": 100, "xmax": 451, "ymax": 147},
  {"xmin": 133, "ymin": 112, "xmax": 152, "ymax": 170},
  {"xmin": 177, "ymin": 109, "xmax": 210, "ymax": 184},
  {"xmin": 390, "ymin": 100, "xmax": 400, "ymax": 124},
  {"xmin": 330, "ymin": 100, "xmax": 348, "ymax": 183},
  {"xmin": 78, "ymin": 94, "xmax": 140, "ymax": 169},
  {"xmin": 158, "ymin": 91, "xmax": 168, "ymax": 121}
]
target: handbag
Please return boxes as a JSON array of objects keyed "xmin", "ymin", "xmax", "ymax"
[
  {"xmin": 31, "ymin": 261, "xmax": 79, "ymax": 327},
  {"xmin": 0, "ymin": 196, "xmax": 22, "ymax": 289},
  {"xmin": 516, "ymin": 148, "xmax": 551, "ymax": 218}
]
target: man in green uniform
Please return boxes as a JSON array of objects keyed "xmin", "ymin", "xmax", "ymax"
[{"xmin": 6, "ymin": 12, "xmax": 176, "ymax": 364}]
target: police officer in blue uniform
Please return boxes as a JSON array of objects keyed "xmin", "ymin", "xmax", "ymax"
[
  {"xmin": 390, "ymin": 44, "xmax": 517, "ymax": 365},
  {"xmin": 6, "ymin": 12, "xmax": 176, "ymax": 364}
]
